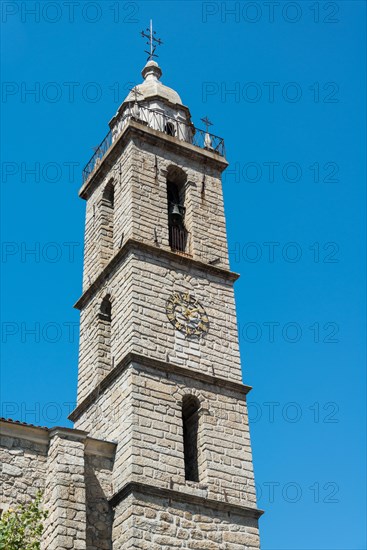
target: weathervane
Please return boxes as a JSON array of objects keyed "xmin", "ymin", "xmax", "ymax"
[{"xmin": 141, "ymin": 20, "xmax": 163, "ymax": 61}]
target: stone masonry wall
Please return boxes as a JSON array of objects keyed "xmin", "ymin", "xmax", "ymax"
[
  {"xmin": 0, "ymin": 423, "xmax": 116, "ymax": 550},
  {"xmin": 112, "ymin": 491, "xmax": 260, "ymax": 550},
  {"xmin": 77, "ymin": 247, "xmax": 242, "ymax": 405},
  {"xmin": 127, "ymin": 251, "xmax": 242, "ymax": 382},
  {"xmin": 75, "ymin": 367, "xmax": 134, "ymax": 494},
  {"xmin": 81, "ymin": 130, "xmax": 229, "ymax": 294},
  {"xmin": 42, "ymin": 431, "xmax": 87, "ymax": 550},
  {"xmin": 85, "ymin": 452, "xmax": 115, "ymax": 550},
  {"xmin": 77, "ymin": 130, "xmax": 236, "ymax": 401},
  {"xmin": 0, "ymin": 431, "xmax": 47, "ymax": 510},
  {"xmin": 75, "ymin": 361, "xmax": 257, "ymax": 510},
  {"xmin": 77, "ymin": 253, "xmax": 135, "ymax": 403},
  {"xmin": 129, "ymin": 137, "xmax": 230, "ymax": 269},
  {"xmin": 129, "ymin": 364, "xmax": 257, "ymax": 507},
  {"xmin": 73, "ymin": 122, "xmax": 261, "ymax": 547},
  {"xmin": 82, "ymin": 141, "xmax": 135, "ymax": 292}
]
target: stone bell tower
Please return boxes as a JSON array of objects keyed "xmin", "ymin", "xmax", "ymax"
[{"xmin": 69, "ymin": 39, "xmax": 263, "ymax": 547}]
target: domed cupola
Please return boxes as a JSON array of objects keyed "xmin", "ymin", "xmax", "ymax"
[
  {"xmin": 127, "ymin": 60, "xmax": 182, "ymax": 106},
  {"xmin": 109, "ymin": 59, "xmax": 193, "ymax": 143},
  {"xmin": 81, "ymin": 21, "xmax": 225, "ymax": 186}
]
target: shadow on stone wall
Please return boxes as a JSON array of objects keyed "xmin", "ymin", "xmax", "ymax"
[{"xmin": 85, "ymin": 457, "xmax": 114, "ymax": 550}]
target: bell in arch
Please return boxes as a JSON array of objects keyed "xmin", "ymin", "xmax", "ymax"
[{"xmin": 169, "ymin": 202, "xmax": 184, "ymax": 225}]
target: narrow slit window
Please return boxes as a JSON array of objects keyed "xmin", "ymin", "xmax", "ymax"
[
  {"xmin": 182, "ymin": 396, "xmax": 200, "ymax": 482},
  {"xmin": 98, "ymin": 294, "xmax": 112, "ymax": 373},
  {"xmin": 103, "ymin": 181, "xmax": 114, "ymax": 208},
  {"xmin": 100, "ymin": 294, "xmax": 112, "ymax": 322},
  {"xmin": 100, "ymin": 182, "xmax": 114, "ymax": 262}
]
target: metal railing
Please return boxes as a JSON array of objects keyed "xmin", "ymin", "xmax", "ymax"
[
  {"xmin": 82, "ymin": 105, "xmax": 225, "ymax": 182},
  {"xmin": 82, "ymin": 131, "xmax": 112, "ymax": 183},
  {"xmin": 169, "ymin": 225, "xmax": 189, "ymax": 254}
]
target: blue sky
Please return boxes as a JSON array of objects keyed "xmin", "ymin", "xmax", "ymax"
[{"xmin": 1, "ymin": 1, "xmax": 366, "ymax": 548}]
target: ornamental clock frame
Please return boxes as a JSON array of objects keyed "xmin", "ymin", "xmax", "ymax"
[{"xmin": 165, "ymin": 292, "xmax": 210, "ymax": 339}]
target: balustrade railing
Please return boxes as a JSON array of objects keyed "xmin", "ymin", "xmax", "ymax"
[{"xmin": 82, "ymin": 105, "xmax": 225, "ymax": 182}]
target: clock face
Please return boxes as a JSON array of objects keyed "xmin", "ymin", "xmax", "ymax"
[{"xmin": 166, "ymin": 292, "xmax": 209, "ymax": 339}]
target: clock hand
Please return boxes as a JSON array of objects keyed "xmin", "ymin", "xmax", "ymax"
[{"xmin": 185, "ymin": 308, "xmax": 199, "ymax": 316}]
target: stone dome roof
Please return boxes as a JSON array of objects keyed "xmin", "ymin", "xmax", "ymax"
[{"xmin": 124, "ymin": 60, "xmax": 182, "ymax": 105}]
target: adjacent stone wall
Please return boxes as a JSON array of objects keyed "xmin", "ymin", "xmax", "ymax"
[
  {"xmin": 0, "ymin": 425, "xmax": 48, "ymax": 509},
  {"xmin": 42, "ymin": 430, "xmax": 87, "ymax": 550},
  {"xmin": 112, "ymin": 490, "xmax": 260, "ymax": 550},
  {"xmin": 0, "ymin": 421, "xmax": 116, "ymax": 550}
]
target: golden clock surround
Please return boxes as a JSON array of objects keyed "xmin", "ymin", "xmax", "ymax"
[{"xmin": 165, "ymin": 292, "xmax": 210, "ymax": 339}]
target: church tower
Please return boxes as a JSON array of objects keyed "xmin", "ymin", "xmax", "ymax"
[{"xmin": 69, "ymin": 33, "xmax": 263, "ymax": 548}]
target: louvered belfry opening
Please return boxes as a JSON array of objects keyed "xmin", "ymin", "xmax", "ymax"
[{"xmin": 166, "ymin": 170, "xmax": 188, "ymax": 253}]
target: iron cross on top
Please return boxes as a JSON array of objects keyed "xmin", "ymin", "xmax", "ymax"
[
  {"xmin": 141, "ymin": 20, "xmax": 163, "ymax": 61},
  {"xmin": 201, "ymin": 116, "xmax": 213, "ymax": 133}
]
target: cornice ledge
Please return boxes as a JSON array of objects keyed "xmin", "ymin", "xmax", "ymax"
[
  {"xmin": 68, "ymin": 352, "xmax": 251, "ymax": 423},
  {"xmin": 84, "ymin": 436, "xmax": 117, "ymax": 458},
  {"xmin": 109, "ymin": 481, "xmax": 264, "ymax": 520},
  {"xmin": 0, "ymin": 419, "xmax": 117, "ymax": 456},
  {"xmin": 127, "ymin": 120, "xmax": 229, "ymax": 168},
  {"xmin": 79, "ymin": 126, "xmax": 131, "ymax": 199},
  {"xmin": 80, "ymin": 119, "xmax": 228, "ymax": 199},
  {"xmin": 49, "ymin": 426, "xmax": 88, "ymax": 441},
  {"xmin": 0, "ymin": 420, "xmax": 49, "ymax": 445},
  {"xmin": 74, "ymin": 238, "xmax": 240, "ymax": 311}
]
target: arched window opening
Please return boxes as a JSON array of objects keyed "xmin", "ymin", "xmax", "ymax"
[
  {"xmin": 182, "ymin": 396, "xmax": 200, "ymax": 482},
  {"xmin": 166, "ymin": 167, "xmax": 188, "ymax": 253},
  {"xmin": 100, "ymin": 294, "xmax": 112, "ymax": 322},
  {"xmin": 165, "ymin": 121, "xmax": 175, "ymax": 136},
  {"xmin": 167, "ymin": 180, "xmax": 187, "ymax": 252},
  {"xmin": 103, "ymin": 181, "xmax": 114, "ymax": 208}
]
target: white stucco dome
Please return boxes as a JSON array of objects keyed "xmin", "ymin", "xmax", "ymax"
[{"xmin": 123, "ymin": 60, "xmax": 182, "ymax": 105}]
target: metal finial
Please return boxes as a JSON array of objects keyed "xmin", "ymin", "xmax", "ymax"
[
  {"xmin": 141, "ymin": 20, "xmax": 163, "ymax": 61},
  {"xmin": 201, "ymin": 116, "xmax": 213, "ymax": 133}
]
